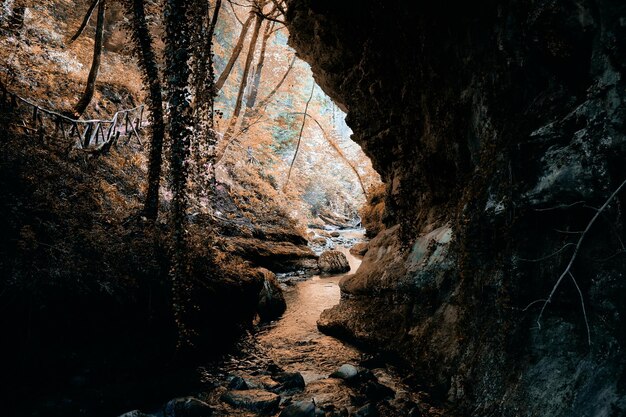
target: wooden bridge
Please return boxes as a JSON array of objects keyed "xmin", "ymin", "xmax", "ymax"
[{"xmin": 0, "ymin": 83, "xmax": 145, "ymax": 153}]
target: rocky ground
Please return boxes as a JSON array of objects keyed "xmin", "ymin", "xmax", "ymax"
[{"xmin": 116, "ymin": 230, "xmax": 448, "ymax": 417}]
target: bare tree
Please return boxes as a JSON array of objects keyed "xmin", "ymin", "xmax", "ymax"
[
  {"xmin": 72, "ymin": 0, "xmax": 106, "ymax": 117},
  {"xmin": 214, "ymin": 12, "xmax": 254, "ymax": 91}
]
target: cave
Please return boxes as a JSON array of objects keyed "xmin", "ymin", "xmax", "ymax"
[
  {"xmin": 285, "ymin": 0, "xmax": 626, "ymax": 415},
  {"xmin": 1, "ymin": 0, "xmax": 625, "ymax": 416}
]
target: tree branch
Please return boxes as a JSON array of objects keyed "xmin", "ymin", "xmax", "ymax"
[
  {"xmin": 288, "ymin": 111, "xmax": 368, "ymax": 198},
  {"xmin": 283, "ymin": 82, "xmax": 315, "ymax": 191},
  {"xmin": 68, "ymin": 0, "xmax": 100, "ymax": 44},
  {"xmin": 535, "ymin": 178, "xmax": 626, "ymax": 342}
]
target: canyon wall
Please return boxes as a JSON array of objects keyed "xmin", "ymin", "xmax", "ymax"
[{"xmin": 287, "ymin": 0, "xmax": 626, "ymax": 415}]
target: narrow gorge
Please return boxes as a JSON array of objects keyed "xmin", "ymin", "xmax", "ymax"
[{"xmin": 1, "ymin": 0, "xmax": 624, "ymax": 416}]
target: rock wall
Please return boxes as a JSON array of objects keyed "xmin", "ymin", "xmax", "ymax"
[{"xmin": 287, "ymin": 0, "xmax": 626, "ymax": 415}]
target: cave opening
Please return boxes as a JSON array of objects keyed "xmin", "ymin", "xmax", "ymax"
[{"xmin": 1, "ymin": 0, "xmax": 625, "ymax": 416}]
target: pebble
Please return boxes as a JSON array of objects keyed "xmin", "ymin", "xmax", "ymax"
[{"xmin": 330, "ymin": 364, "xmax": 359, "ymax": 380}]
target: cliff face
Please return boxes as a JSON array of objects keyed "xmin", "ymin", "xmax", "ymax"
[{"xmin": 286, "ymin": 0, "xmax": 626, "ymax": 415}]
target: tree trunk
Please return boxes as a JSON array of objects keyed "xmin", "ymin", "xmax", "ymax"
[
  {"xmin": 124, "ymin": 0, "xmax": 165, "ymax": 220},
  {"xmin": 164, "ymin": 0, "xmax": 193, "ymax": 347},
  {"xmin": 214, "ymin": 13, "xmax": 254, "ymax": 92},
  {"xmin": 284, "ymin": 82, "xmax": 315, "ymax": 190},
  {"xmin": 68, "ymin": 0, "xmax": 100, "ymax": 44},
  {"xmin": 208, "ymin": 0, "xmax": 222, "ymax": 41},
  {"xmin": 246, "ymin": 19, "xmax": 273, "ymax": 108},
  {"xmin": 220, "ymin": 12, "xmax": 263, "ymax": 144},
  {"xmin": 214, "ymin": 54, "xmax": 296, "ymax": 165},
  {"xmin": 73, "ymin": 0, "xmax": 106, "ymax": 117}
]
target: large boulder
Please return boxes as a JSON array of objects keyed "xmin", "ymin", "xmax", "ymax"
[
  {"xmin": 257, "ymin": 268, "xmax": 286, "ymax": 322},
  {"xmin": 318, "ymin": 250, "xmax": 350, "ymax": 274},
  {"xmin": 349, "ymin": 242, "xmax": 369, "ymax": 257}
]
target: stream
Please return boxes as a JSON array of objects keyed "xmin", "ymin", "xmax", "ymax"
[{"xmin": 124, "ymin": 229, "xmax": 443, "ymax": 417}]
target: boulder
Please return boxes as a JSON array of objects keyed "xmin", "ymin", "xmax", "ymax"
[
  {"xmin": 164, "ymin": 397, "xmax": 213, "ymax": 417},
  {"xmin": 221, "ymin": 389, "xmax": 280, "ymax": 413},
  {"xmin": 330, "ymin": 231, "xmax": 341, "ymax": 238},
  {"xmin": 349, "ymin": 242, "xmax": 369, "ymax": 257},
  {"xmin": 257, "ymin": 268, "xmax": 286, "ymax": 322},
  {"xmin": 318, "ymin": 250, "xmax": 350, "ymax": 274}
]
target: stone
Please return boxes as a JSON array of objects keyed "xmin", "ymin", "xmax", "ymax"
[
  {"xmin": 227, "ymin": 376, "xmax": 248, "ymax": 390},
  {"xmin": 257, "ymin": 268, "xmax": 286, "ymax": 322},
  {"xmin": 364, "ymin": 381, "xmax": 395, "ymax": 401},
  {"xmin": 286, "ymin": 1, "xmax": 626, "ymax": 415},
  {"xmin": 330, "ymin": 231, "xmax": 341, "ymax": 237},
  {"xmin": 349, "ymin": 242, "xmax": 369, "ymax": 257},
  {"xmin": 164, "ymin": 397, "xmax": 213, "ymax": 417},
  {"xmin": 318, "ymin": 250, "xmax": 350, "ymax": 274},
  {"xmin": 330, "ymin": 364, "xmax": 359, "ymax": 380},
  {"xmin": 311, "ymin": 237, "xmax": 327, "ymax": 246},
  {"xmin": 221, "ymin": 389, "xmax": 280, "ymax": 414},
  {"xmin": 278, "ymin": 400, "xmax": 316, "ymax": 417},
  {"xmin": 273, "ymin": 371, "xmax": 305, "ymax": 391}
]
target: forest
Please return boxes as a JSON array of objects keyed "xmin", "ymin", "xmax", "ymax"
[{"xmin": 1, "ymin": 0, "xmax": 625, "ymax": 416}]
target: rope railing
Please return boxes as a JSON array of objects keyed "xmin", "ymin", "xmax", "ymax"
[{"xmin": 0, "ymin": 83, "xmax": 145, "ymax": 152}]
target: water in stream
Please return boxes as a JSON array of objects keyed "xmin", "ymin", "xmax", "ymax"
[{"xmin": 189, "ymin": 229, "xmax": 443, "ymax": 417}]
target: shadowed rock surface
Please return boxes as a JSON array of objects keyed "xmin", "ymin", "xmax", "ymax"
[
  {"xmin": 287, "ymin": 0, "xmax": 626, "ymax": 415},
  {"xmin": 318, "ymin": 250, "xmax": 351, "ymax": 274}
]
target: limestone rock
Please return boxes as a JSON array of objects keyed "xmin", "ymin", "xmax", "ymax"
[
  {"xmin": 257, "ymin": 268, "xmax": 286, "ymax": 322},
  {"xmin": 349, "ymin": 242, "xmax": 368, "ymax": 257},
  {"xmin": 318, "ymin": 250, "xmax": 350, "ymax": 274}
]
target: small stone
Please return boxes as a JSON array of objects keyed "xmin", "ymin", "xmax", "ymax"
[
  {"xmin": 273, "ymin": 371, "xmax": 305, "ymax": 391},
  {"xmin": 221, "ymin": 389, "xmax": 280, "ymax": 413},
  {"xmin": 279, "ymin": 400, "xmax": 316, "ymax": 417},
  {"xmin": 227, "ymin": 376, "xmax": 248, "ymax": 390},
  {"xmin": 164, "ymin": 397, "xmax": 213, "ymax": 417},
  {"xmin": 267, "ymin": 362, "xmax": 284, "ymax": 374},
  {"xmin": 330, "ymin": 231, "xmax": 341, "ymax": 237},
  {"xmin": 330, "ymin": 364, "xmax": 359, "ymax": 380}
]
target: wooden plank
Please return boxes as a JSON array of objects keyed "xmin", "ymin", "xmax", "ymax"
[
  {"xmin": 82, "ymin": 123, "xmax": 92, "ymax": 148},
  {"xmin": 136, "ymin": 106, "xmax": 144, "ymax": 130},
  {"xmin": 129, "ymin": 119, "xmax": 143, "ymax": 146},
  {"xmin": 99, "ymin": 122, "xmax": 106, "ymax": 144}
]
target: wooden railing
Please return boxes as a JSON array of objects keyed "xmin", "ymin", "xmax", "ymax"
[{"xmin": 0, "ymin": 83, "xmax": 145, "ymax": 152}]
